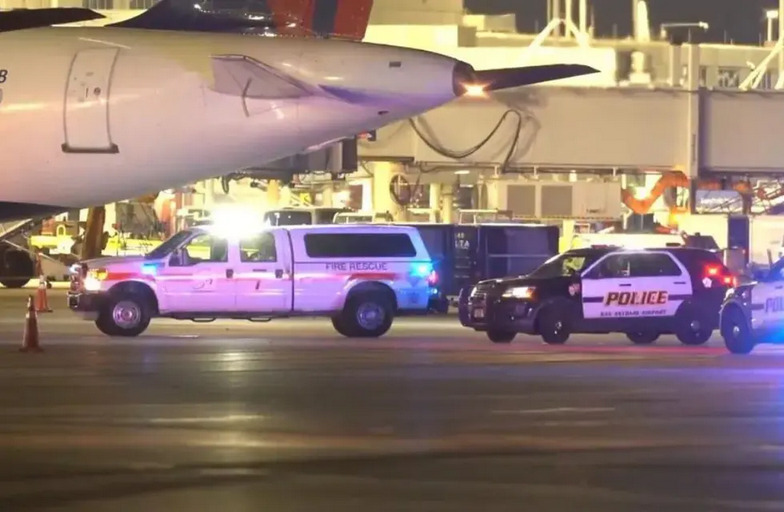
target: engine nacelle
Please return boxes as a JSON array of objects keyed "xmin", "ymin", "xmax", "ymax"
[{"xmin": 0, "ymin": 245, "xmax": 34, "ymax": 288}]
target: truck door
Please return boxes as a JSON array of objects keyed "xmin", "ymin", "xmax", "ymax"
[
  {"xmin": 159, "ymin": 232, "xmax": 236, "ymax": 312},
  {"xmin": 581, "ymin": 252, "xmax": 690, "ymax": 321},
  {"xmin": 233, "ymin": 230, "xmax": 293, "ymax": 313}
]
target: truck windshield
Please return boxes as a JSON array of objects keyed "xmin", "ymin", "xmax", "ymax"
[
  {"xmin": 145, "ymin": 230, "xmax": 194, "ymax": 259},
  {"xmin": 527, "ymin": 252, "xmax": 598, "ymax": 278}
]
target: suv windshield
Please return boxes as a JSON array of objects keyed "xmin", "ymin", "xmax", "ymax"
[
  {"xmin": 145, "ymin": 230, "xmax": 194, "ymax": 259},
  {"xmin": 527, "ymin": 252, "xmax": 599, "ymax": 278}
]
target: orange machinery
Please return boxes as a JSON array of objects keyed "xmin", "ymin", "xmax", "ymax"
[{"xmin": 620, "ymin": 171, "xmax": 784, "ymax": 228}]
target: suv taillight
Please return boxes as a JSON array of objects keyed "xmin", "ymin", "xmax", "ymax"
[
  {"xmin": 427, "ymin": 270, "xmax": 439, "ymax": 286},
  {"xmin": 704, "ymin": 263, "xmax": 735, "ymax": 287}
]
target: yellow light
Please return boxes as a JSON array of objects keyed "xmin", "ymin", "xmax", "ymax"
[
  {"xmin": 88, "ymin": 268, "xmax": 108, "ymax": 280},
  {"xmin": 464, "ymin": 84, "xmax": 488, "ymax": 97}
]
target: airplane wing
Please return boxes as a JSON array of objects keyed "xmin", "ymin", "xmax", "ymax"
[
  {"xmin": 210, "ymin": 54, "xmax": 319, "ymax": 99},
  {"xmin": 0, "ymin": 7, "xmax": 104, "ymax": 33},
  {"xmin": 474, "ymin": 64, "xmax": 600, "ymax": 89},
  {"xmin": 110, "ymin": 0, "xmax": 374, "ymax": 41},
  {"xmin": 454, "ymin": 63, "xmax": 600, "ymax": 93}
]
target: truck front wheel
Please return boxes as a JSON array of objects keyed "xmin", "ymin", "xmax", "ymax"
[
  {"xmin": 339, "ymin": 293, "xmax": 394, "ymax": 338},
  {"xmin": 95, "ymin": 294, "xmax": 151, "ymax": 337}
]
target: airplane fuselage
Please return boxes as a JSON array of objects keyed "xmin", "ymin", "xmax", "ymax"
[{"xmin": 0, "ymin": 27, "xmax": 461, "ymax": 218}]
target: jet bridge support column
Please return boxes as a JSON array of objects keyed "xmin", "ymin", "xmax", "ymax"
[
  {"xmin": 684, "ymin": 43, "xmax": 702, "ymax": 212},
  {"xmin": 266, "ymin": 180, "xmax": 280, "ymax": 209},
  {"xmin": 442, "ymin": 184, "xmax": 454, "ymax": 224},
  {"xmin": 280, "ymin": 185, "xmax": 293, "ymax": 208},
  {"xmin": 429, "ymin": 184, "xmax": 442, "ymax": 222},
  {"xmin": 80, "ymin": 207, "xmax": 106, "ymax": 260},
  {"xmin": 370, "ymin": 161, "xmax": 402, "ymax": 220},
  {"xmin": 321, "ymin": 183, "xmax": 334, "ymax": 208}
]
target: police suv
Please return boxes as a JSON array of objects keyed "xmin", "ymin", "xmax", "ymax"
[
  {"xmin": 720, "ymin": 257, "xmax": 784, "ymax": 354},
  {"xmin": 67, "ymin": 224, "xmax": 436, "ymax": 338},
  {"xmin": 458, "ymin": 246, "xmax": 734, "ymax": 345}
]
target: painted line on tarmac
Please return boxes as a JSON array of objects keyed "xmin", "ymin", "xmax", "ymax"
[
  {"xmin": 435, "ymin": 352, "xmax": 722, "ymax": 364},
  {"xmin": 491, "ymin": 407, "xmax": 616, "ymax": 415}
]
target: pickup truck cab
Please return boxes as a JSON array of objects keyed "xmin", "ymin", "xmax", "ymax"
[{"xmin": 67, "ymin": 224, "xmax": 436, "ymax": 338}]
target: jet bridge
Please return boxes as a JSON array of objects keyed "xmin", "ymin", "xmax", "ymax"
[{"xmin": 358, "ymin": 83, "xmax": 784, "ymax": 178}]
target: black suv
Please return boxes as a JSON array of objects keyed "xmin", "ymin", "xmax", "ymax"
[{"xmin": 459, "ymin": 246, "xmax": 734, "ymax": 346}]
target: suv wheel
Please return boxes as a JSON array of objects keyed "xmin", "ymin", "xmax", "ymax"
[
  {"xmin": 95, "ymin": 294, "xmax": 151, "ymax": 337},
  {"xmin": 341, "ymin": 293, "xmax": 393, "ymax": 338},
  {"xmin": 675, "ymin": 305, "xmax": 712, "ymax": 346},
  {"xmin": 721, "ymin": 307, "xmax": 755, "ymax": 354},
  {"xmin": 487, "ymin": 330, "xmax": 516, "ymax": 344},
  {"xmin": 538, "ymin": 307, "xmax": 570, "ymax": 345},
  {"xmin": 626, "ymin": 330, "xmax": 659, "ymax": 345}
]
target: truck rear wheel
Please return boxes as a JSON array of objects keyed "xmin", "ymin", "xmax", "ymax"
[
  {"xmin": 95, "ymin": 293, "xmax": 151, "ymax": 337},
  {"xmin": 340, "ymin": 293, "xmax": 393, "ymax": 338},
  {"xmin": 331, "ymin": 316, "xmax": 355, "ymax": 337}
]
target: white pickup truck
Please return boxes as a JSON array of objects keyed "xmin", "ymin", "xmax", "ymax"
[{"xmin": 67, "ymin": 224, "xmax": 437, "ymax": 338}]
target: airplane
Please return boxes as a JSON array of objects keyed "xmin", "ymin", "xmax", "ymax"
[{"xmin": 0, "ymin": 0, "xmax": 598, "ymax": 284}]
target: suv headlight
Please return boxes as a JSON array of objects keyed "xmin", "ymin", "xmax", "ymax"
[{"xmin": 502, "ymin": 286, "xmax": 535, "ymax": 299}]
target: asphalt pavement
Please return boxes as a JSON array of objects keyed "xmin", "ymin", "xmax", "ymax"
[{"xmin": 2, "ymin": 289, "xmax": 784, "ymax": 511}]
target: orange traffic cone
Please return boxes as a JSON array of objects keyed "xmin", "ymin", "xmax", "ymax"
[
  {"xmin": 34, "ymin": 274, "xmax": 51, "ymax": 313},
  {"xmin": 20, "ymin": 295, "xmax": 43, "ymax": 353}
]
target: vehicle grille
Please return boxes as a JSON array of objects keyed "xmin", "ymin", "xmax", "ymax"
[{"xmin": 473, "ymin": 281, "xmax": 497, "ymax": 294}]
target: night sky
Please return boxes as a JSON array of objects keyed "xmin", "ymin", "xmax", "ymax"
[{"xmin": 464, "ymin": 0, "xmax": 781, "ymax": 44}]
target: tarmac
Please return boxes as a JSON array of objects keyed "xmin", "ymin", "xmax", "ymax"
[{"xmin": 1, "ymin": 288, "xmax": 784, "ymax": 511}]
